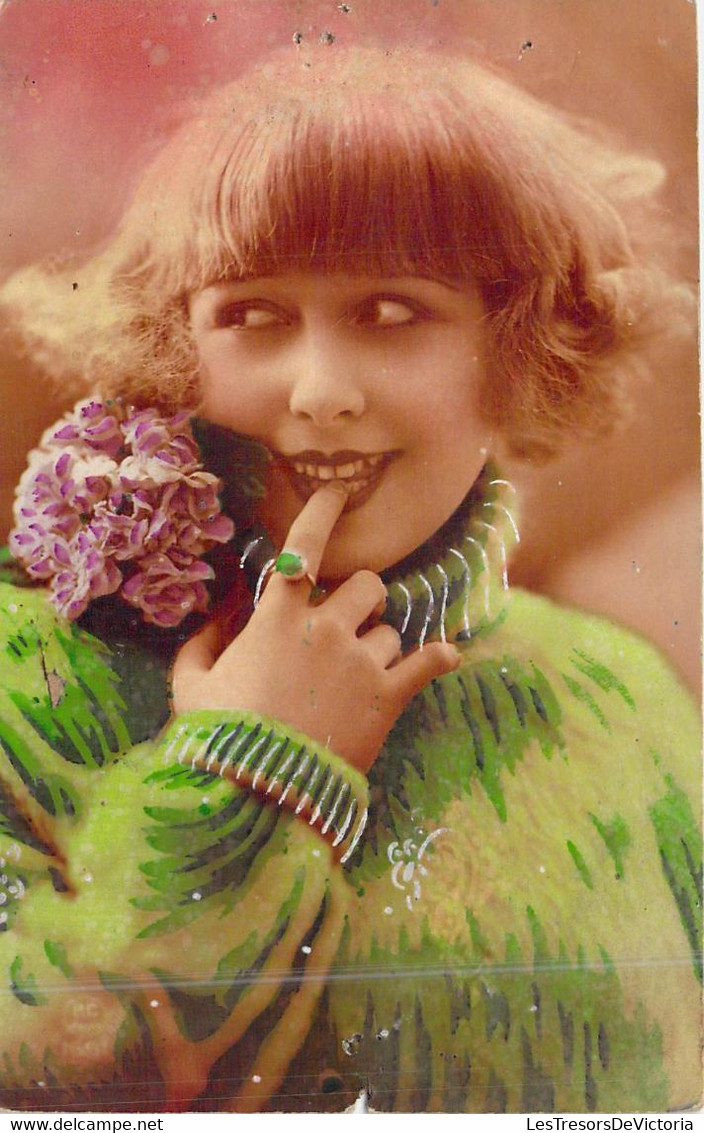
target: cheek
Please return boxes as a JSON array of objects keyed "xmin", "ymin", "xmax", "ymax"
[
  {"xmin": 412, "ymin": 386, "xmax": 489, "ymax": 459},
  {"xmin": 409, "ymin": 390, "xmax": 493, "ymax": 503},
  {"xmin": 401, "ymin": 335, "xmax": 485, "ymax": 421}
]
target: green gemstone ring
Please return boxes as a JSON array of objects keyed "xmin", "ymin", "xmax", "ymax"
[{"xmin": 274, "ymin": 550, "xmax": 308, "ymax": 581}]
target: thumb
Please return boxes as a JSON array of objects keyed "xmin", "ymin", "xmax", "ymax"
[
  {"xmin": 391, "ymin": 641, "xmax": 461, "ymax": 704},
  {"xmin": 172, "ymin": 621, "xmax": 219, "ymax": 707}
]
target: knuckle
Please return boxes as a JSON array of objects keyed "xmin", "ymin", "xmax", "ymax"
[
  {"xmin": 310, "ymin": 608, "xmax": 345, "ymax": 646},
  {"xmin": 434, "ymin": 643, "xmax": 461, "ymax": 672},
  {"xmin": 381, "ymin": 624, "xmax": 402, "ymax": 651},
  {"xmin": 355, "ymin": 569, "xmax": 386, "ymax": 599}
]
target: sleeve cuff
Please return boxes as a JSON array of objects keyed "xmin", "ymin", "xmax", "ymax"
[{"xmin": 158, "ymin": 710, "xmax": 369, "ymax": 864}]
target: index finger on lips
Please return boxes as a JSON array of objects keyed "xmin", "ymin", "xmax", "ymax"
[{"xmin": 277, "ymin": 483, "xmax": 348, "ymax": 584}]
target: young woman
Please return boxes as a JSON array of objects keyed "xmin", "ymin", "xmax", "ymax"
[{"xmin": 0, "ymin": 47, "xmax": 699, "ymax": 1113}]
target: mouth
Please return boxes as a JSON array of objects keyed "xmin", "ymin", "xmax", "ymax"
[{"xmin": 276, "ymin": 449, "xmax": 398, "ymax": 509}]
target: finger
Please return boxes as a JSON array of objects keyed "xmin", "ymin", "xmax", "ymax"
[
  {"xmin": 172, "ymin": 621, "xmax": 219, "ymax": 684},
  {"xmin": 324, "ymin": 569, "xmax": 387, "ymax": 628},
  {"xmin": 359, "ymin": 623, "xmax": 402, "ymax": 668},
  {"xmin": 389, "ymin": 642, "xmax": 461, "ymax": 703},
  {"xmin": 276, "ymin": 483, "xmax": 347, "ymax": 584}
]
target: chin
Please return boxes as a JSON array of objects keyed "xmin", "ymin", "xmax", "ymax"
[
  {"xmin": 317, "ymin": 537, "xmax": 385, "ymax": 582},
  {"xmin": 319, "ymin": 547, "xmax": 388, "ymax": 582},
  {"xmin": 318, "ymin": 513, "xmax": 425, "ymax": 582}
]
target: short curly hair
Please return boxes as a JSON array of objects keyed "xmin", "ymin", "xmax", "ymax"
[{"xmin": 0, "ymin": 46, "xmax": 693, "ymax": 458}]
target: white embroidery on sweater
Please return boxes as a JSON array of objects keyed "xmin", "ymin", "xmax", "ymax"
[{"xmin": 387, "ymin": 827, "xmax": 449, "ymax": 911}]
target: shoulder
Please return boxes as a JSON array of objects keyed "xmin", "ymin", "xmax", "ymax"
[
  {"xmin": 0, "ymin": 579, "xmax": 171, "ymax": 744},
  {"xmin": 0, "ymin": 579, "xmax": 82, "ymax": 660},
  {"xmin": 485, "ymin": 586, "xmax": 700, "ymax": 790},
  {"xmin": 503, "ymin": 586, "xmax": 697, "ymax": 713}
]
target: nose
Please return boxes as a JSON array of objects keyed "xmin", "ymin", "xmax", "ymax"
[{"xmin": 288, "ymin": 337, "xmax": 366, "ymax": 426}]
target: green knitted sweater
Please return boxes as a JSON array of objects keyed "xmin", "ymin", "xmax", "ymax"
[{"xmin": 0, "ymin": 473, "xmax": 700, "ymax": 1113}]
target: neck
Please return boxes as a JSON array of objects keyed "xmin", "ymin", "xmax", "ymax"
[
  {"xmin": 233, "ymin": 463, "xmax": 519, "ymax": 653},
  {"xmin": 380, "ymin": 463, "xmax": 518, "ymax": 650}
]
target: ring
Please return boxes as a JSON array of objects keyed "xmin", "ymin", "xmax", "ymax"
[{"xmin": 274, "ymin": 550, "xmax": 312, "ymax": 583}]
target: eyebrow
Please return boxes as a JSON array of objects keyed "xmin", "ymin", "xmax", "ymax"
[{"xmin": 195, "ymin": 274, "xmax": 468, "ymax": 295}]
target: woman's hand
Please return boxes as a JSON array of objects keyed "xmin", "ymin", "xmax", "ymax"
[{"xmin": 172, "ymin": 485, "xmax": 460, "ymax": 774}]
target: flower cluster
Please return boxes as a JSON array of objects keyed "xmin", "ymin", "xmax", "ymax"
[{"xmin": 9, "ymin": 399, "xmax": 235, "ymax": 626}]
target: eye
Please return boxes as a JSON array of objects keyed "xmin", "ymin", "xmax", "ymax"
[
  {"xmin": 353, "ymin": 295, "xmax": 426, "ymax": 328},
  {"xmin": 214, "ymin": 301, "xmax": 289, "ymax": 330}
]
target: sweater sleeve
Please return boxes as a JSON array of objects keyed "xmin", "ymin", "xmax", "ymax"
[{"xmin": 0, "ymin": 582, "xmax": 367, "ymax": 1112}]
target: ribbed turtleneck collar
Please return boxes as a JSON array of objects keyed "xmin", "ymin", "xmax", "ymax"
[
  {"xmin": 380, "ymin": 463, "xmax": 518, "ymax": 651},
  {"xmin": 234, "ymin": 464, "xmax": 519, "ymax": 655}
]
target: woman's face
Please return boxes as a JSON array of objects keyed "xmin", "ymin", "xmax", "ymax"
[{"xmin": 189, "ymin": 273, "xmax": 492, "ymax": 579}]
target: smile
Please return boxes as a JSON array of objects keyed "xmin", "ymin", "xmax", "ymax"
[{"xmin": 277, "ymin": 450, "xmax": 397, "ymax": 506}]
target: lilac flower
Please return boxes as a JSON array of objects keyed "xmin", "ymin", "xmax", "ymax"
[
  {"xmin": 89, "ymin": 492, "xmax": 153, "ymax": 561},
  {"xmin": 119, "ymin": 410, "xmax": 200, "ymax": 488},
  {"xmin": 9, "ymin": 399, "xmax": 235, "ymax": 626},
  {"xmin": 11, "ymin": 454, "xmax": 84, "ymax": 572},
  {"xmin": 16, "ymin": 439, "xmax": 117, "ymax": 518},
  {"xmin": 13, "ymin": 462, "xmax": 79, "ymax": 543},
  {"xmin": 122, "ymin": 409, "xmax": 192, "ymax": 456},
  {"xmin": 121, "ymin": 553, "xmax": 213, "ymax": 627},
  {"xmin": 8, "ymin": 527, "xmax": 72, "ymax": 580},
  {"xmin": 50, "ymin": 530, "xmax": 122, "ymax": 621},
  {"xmin": 143, "ymin": 479, "xmax": 234, "ymax": 559},
  {"xmin": 42, "ymin": 399, "xmax": 123, "ymax": 457},
  {"xmin": 118, "ymin": 453, "xmax": 193, "ymax": 491}
]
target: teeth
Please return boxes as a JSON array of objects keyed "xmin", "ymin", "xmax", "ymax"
[{"xmin": 290, "ymin": 455, "xmax": 386, "ymax": 481}]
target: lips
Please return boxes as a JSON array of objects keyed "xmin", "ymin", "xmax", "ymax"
[{"xmin": 276, "ymin": 449, "xmax": 397, "ymax": 506}]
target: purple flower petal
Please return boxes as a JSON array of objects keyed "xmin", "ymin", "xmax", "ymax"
[{"xmin": 10, "ymin": 401, "xmax": 234, "ymax": 626}]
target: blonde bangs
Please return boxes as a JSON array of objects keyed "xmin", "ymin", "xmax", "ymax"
[{"xmin": 153, "ymin": 85, "xmax": 497, "ymax": 294}]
